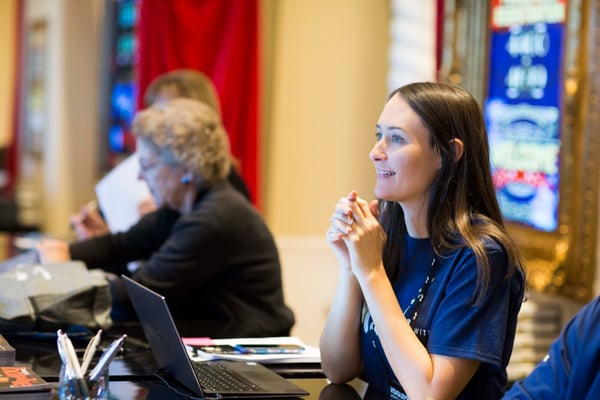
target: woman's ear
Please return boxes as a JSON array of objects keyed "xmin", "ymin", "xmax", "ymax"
[{"xmin": 450, "ymin": 138, "xmax": 464, "ymax": 162}]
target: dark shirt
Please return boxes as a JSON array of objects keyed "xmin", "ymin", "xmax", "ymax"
[
  {"xmin": 504, "ymin": 296, "xmax": 600, "ymax": 400},
  {"xmin": 227, "ymin": 168, "xmax": 251, "ymax": 201},
  {"xmin": 70, "ymin": 181, "xmax": 294, "ymax": 338},
  {"xmin": 361, "ymin": 236, "xmax": 525, "ymax": 399}
]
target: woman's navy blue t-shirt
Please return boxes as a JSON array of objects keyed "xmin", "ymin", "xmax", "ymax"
[{"xmin": 360, "ymin": 236, "xmax": 524, "ymax": 399}]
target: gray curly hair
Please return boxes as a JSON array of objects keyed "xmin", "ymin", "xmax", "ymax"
[{"xmin": 132, "ymin": 98, "xmax": 231, "ymax": 186}]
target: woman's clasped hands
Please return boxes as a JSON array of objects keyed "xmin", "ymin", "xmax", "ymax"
[{"xmin": 327, "ymin": 191, "xmax": 386, "ymax": 278}]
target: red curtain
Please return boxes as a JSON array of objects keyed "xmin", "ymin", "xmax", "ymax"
[{"xmin": 136, "ymin": 0, "xmax": 261, "ymax": 206}]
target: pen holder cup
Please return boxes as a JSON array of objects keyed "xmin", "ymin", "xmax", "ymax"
[{"xmin": 58, "ymin": 364, "xmax": 109, "ymax": 400}]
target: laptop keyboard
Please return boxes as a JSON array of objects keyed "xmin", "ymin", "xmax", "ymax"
[{"xmin": 193, "ymin": 362, "xmax": 266, "ymax": 392}]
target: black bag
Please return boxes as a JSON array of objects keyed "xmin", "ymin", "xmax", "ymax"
[{"xmin": 0, "ymin": 261, "xmax": 112, "ymax": 333}]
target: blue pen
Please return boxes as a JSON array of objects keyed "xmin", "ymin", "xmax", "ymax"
[{"xmin": 88, "ymin": 334, "xmax": 127, "ymax": 382}]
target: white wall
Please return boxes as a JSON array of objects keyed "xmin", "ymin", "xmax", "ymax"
[
  {"xmin": 388, "ymin": 0, "xmax": 437, "ymax": 90},
  {"xmin": 276, "ymin": 236, "xmax": 339, "ymax": 346}
]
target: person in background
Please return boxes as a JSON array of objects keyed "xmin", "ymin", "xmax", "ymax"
[
  {"xmin": 70, "ymin": 69, "xmax": 250, "ymax": 240},
  {"xmin": 142, "ymin": 68, "xmax": 251, "ymax": 203},
  {"xmin": 503, "ymin": 295, "xmax": 600, "ymax": 399},
  {"xmin": 37, "ymin": 98, "xmax": 295, "ymax": 338},
  {"xmin": 320, "ymin": 82, "xmax": 525, "ymax": 399}
]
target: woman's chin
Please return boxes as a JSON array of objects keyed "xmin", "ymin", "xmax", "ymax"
[{"xmin": 373, "ymin": 187, "xmax": 391, "ymax": 201}]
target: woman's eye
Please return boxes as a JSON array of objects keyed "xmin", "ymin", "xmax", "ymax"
[
  {"xmin": 391, "ymin": 135, "xmax": 404, "ymax": 143},
  {"xmin": 375, "ymin": 132, "xmax": 382, "ymax": 141}
]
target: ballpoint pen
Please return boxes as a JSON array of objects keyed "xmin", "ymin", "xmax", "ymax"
[
  {"xmin": 58, "ymin": 330, "xmax": 90, "ymax": 398},
  {"xmin": 80, "ymin": 329, "xmax": 102, "ymax": 375},
  {"xmin": 89, "ymin": 334, "xmax": 127, "ymax": 383},
  {"xmin": 56, "ymin": 330, "xmax": 68, "ymax": 366},
  {"xmin": 83, "ymin": 200, "xmax": 98, "ymax": 214}
]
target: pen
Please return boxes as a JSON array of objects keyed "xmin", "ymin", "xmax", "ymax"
[
  {"xmin": 70, "ymin": 200, "xmax": 99, "ymax": 232},
  {"xmin": 80, "ymin": 329, "xmax": 102, "ymax": 375},
  {"xmin": 83, "ymin": 200, "xmax": 98, "ymax": 214},
  {"xmin": 89, "ymin": 334, "xmax": 127, "ymax": 382},
  {"xmin": 59, "ymin": 331, "xmax": 90, "ymax": 398},
  {"xmin": 56, "ymin": 330, "xmax": 68, "ymax": 366},
  {"xmin": 121, "ymin": 334, "xmax": 150, "ymax": 350}
]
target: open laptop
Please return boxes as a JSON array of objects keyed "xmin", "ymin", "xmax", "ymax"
[{"xmin": 122, "ymin": 275, "xmax": 309, "ymax": 398}]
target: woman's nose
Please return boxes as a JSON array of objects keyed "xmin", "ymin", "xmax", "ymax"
[{"xmin": 370, "ymin": 141, "xmax": 387, "ymax": 162}]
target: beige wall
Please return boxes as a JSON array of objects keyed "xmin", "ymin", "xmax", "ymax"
[
  {"xmin": 0, "ymin": 0, "xmax": 17, "ymax": 149},
  {"xmin": 262, "ymin": 0, "xmax": 390, "ymax": 236},
  {"xmin": 258, "ymin": 1, "xmax": 390, "ymax": 343}
]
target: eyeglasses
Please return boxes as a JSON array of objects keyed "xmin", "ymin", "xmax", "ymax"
[{"xmin": 139, "ymin": 160, "xmax": 161, "ymax": 173}]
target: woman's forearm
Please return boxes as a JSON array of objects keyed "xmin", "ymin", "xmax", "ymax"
[{"xmin": 320, "ymin": 268, "xmax": 364, "ymax": 383}]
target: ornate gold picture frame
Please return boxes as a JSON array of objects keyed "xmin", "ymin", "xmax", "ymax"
[{"xmin": 439, "ymin": 0, "xmax": 599, "ymax": 302}]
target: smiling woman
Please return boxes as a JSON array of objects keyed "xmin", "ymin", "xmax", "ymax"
[
  {"xmin": 320, "ymin": 82, "xmax": 525, "ymax": 399},
  {"xmin": 371, "ymin": 96, "xmax": 444, "ymax": 220}
]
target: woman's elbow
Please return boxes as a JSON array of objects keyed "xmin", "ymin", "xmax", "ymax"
[
  {"xmin": 321, "ymin": 358, "xmax": 361, "ymax": 384},
  {"xmin": 322, "ymin": 368, "xmax": 356, "ymax": 384}
]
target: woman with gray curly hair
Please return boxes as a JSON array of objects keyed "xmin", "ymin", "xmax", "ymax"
[
  {"xmin": 133, "ymin": 98, "xmax": 232, "ymax": 209},
  {"xmin": 37, "ymin": 98, "xmax": 295, "ymax": 338}
]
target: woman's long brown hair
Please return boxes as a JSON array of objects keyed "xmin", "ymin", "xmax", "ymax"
[{"xmin": 379, "ymin": 82, "xmax": 522, "ymax": 303}]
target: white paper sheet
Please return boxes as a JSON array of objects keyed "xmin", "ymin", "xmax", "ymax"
[
  {"xmin": 183, "ymin": 336, "xmax": 321, "ymax": 364},
  {"xmin": 95, "ymin": 154, "xmax": 151, "ymax": 233}
]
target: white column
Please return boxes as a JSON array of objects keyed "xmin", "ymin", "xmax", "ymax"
[
  {"xmin": 388, "ymin": 0, "xmax": 437, "ymax": 93},
  {"xmin": 21, "ymin": 0, "xmax": 103, "ymax": 238}
]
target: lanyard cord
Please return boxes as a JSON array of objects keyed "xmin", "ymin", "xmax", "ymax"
[
  {"xmin": 367, "ymin": 255, "xmax": 438, "ymax": 396},
  {"xmin": 404, "ymin": 256, "xmax": 437, "ymax": 327}
]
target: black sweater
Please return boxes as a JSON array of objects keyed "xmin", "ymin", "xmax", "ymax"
[{"xmin": 70, "ymin": 181, "xmax": 294, "ymax": 338}]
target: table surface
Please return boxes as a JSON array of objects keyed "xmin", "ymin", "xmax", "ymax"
[
  {"xmin": 88, "ymin": 377, "xmax": 370, "ymax": 400},
  {"xmin": 7, "ymin": 331, "xmax": 376, "ymax": 399}
]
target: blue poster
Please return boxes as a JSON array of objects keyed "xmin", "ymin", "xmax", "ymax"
[{"xmin": 485, "ymin": 23, "xmax": 564, "ymax": 232}]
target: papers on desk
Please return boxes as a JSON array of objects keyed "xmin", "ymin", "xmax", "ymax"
[
  {"xmin": 183, "ymin": 336, "xmax": 321, "ymax": 364},
  {"xmin": 0, "ymin": 334, "xmax": 15, "ymax": 365},
  {"xmin": 95, "ymin": 153, "xmax": 151, "ymax": 233}
]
